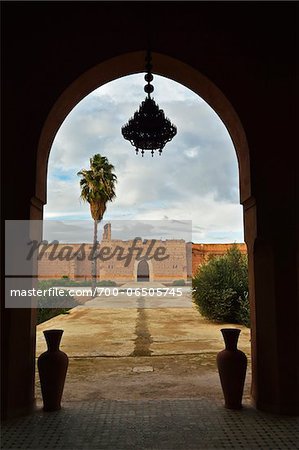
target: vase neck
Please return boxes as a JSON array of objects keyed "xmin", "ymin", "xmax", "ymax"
[
  {"xmin": 221, "ymin": 328, "xmax": 241, "ymax": 351},
  {"xmin": 44, "ymin": 330, "xmax": 63, "ymax": 351}
]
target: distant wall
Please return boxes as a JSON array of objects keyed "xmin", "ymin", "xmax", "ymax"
[
  {"xmin": 37, "ymin": 241, "xmax": 247, "ymax": 281},
  {"xmin": 191, "ymin": 243, "xmax": 247, "ymax": 276}
]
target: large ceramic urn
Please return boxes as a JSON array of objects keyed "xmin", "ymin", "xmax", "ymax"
[
  {"xmin": 38, "ymin": 329, "xmax": 68, "ymax": 412},
  {"xmin": 217, "ymin": 328, "xmax": 247, "ymax": 409}
]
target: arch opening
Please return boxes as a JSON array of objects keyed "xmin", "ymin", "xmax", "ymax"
[
  {"xmin": 137, "ymin": 260, "xmax": 150, "ymax": 282},
  {"xmin": 35, "ymin": 51, "xmax": 251, "ymax": 210},
  {"xmin": 31, "ymin": 50, "xmax": 257, "ymax": 414}
]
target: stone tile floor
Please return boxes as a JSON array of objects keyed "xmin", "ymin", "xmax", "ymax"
[{"xmin": 2, "ymin": 398, "xmax": 298, "ymax": 449}]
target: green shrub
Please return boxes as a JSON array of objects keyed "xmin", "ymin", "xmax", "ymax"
[
  {"xmin": 235, "ymin": 291, "xmax": 250, "ymax": 327},
  {"xmin": 96, "ymin": 280, "xmax": 117, "ymax": 286},
  {"xmin": 38, "ymin": 278, "xmax": 77, "ymax": 288},
  {"xmin": 36, "ymin": 289, "xmax": 79, "ymax": 325},
  {"xmin": 37, "ymin": 307, "xmax": 70, "ymax": 325},
  {"xmin": 38, "ymin": 278, "xmax": 117, "ymax": 288},
  {"xmin": 192, "ymin": 245, "xmax": 250, "ymax": 327},
  {"xmin": 172, "ymin": 279, "xmax": 186, "ymax": 286}
]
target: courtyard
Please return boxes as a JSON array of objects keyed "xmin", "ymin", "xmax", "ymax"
[
  {"xmin": 35, "ymin": 284, "xmax": 251, "ymax": 404},
  {"xmin": 3, "ymin": 286, "xmax": 298, "ymax": 449}
]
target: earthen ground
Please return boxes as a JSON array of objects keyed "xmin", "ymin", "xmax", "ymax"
[{"xmin": 35, "ymin": 286, "xmax": 251, "ymax": 405}]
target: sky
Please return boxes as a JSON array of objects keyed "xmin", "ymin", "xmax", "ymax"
[{"xmin": 44, "ymin": 74, "xmax": 244, "ymax": 244}]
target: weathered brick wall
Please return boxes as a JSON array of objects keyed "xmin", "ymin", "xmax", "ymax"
[
  {"xmin": 37, "ymin": 238, "xmax": 246, "ymax": 281},
  {"xmin": 191, "ymin": 243, "xmax": 247, "ymax": 276}
]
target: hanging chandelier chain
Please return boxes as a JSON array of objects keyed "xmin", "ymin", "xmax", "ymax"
[
  {"xmin": 144, "ymin": 49, "xmax": 154, "ymax": 98},
  {"xmin": 121, "ymin": 50, "xmax": 177, "ymax": 157}
]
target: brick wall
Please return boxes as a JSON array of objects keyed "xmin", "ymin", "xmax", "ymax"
[
  {"xmin": 37, "ymin": 240, "xmax": 247, "ymax": 281},
  {"xmin": 191, "ymin": 243, "xmax": 247, "ymax": 276}
]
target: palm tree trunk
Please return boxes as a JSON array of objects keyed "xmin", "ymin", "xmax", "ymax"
[{"xmin": 91, "ymin": 219, "xmax": 98, "ymax": 296}]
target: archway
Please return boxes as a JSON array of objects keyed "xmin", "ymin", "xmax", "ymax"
[
  {"xmin": 2, "ymin": 0, "xmax": 297, "ymax": 421},
  {"xmin": 137, "ymin": 260, "xmax": 150, "ymax": 282},
  {"xmin": 34, "ymin": 52, "xmax": 251, "ymax": 206},
  {"xmin": 29, "ymin": 52, "xmax": 260, "ymax": 413}
]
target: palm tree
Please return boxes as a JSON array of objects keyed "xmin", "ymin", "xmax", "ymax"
[{"xmin": 78, "ymin": 154, "xmax": 117, "ymax": 294}]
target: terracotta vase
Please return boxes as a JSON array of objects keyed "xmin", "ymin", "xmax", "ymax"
[
  {"xmin": 38, "ymin": 329, "xmax": 68, "ymax": 412},
  {"xmin": 217, "ymin": 328, "xmax": 247, "ymax": 409}
]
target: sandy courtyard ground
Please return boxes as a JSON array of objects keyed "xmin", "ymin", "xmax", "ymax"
[{"xmin": 35, "ymin": 285, "xmax": 252, "ymax": 405}]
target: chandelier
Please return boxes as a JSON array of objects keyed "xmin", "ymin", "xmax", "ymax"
[{"xmin": 121, "ymin": 51, "xmax": 177, "ymax": 157}]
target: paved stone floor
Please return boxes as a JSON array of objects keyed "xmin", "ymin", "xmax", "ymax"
[
  {"xmin": 16, "ymin": 287, "xmax": 296, "ymax": 449},
  {"xmin": 2, "ymin": 398, "xmax": 298, "ymax": 449}
]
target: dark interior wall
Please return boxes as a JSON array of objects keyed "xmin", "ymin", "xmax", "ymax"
[
  {"xmin": 2, "ymin": 1, "xmax": 296, "ymax": 214},
  {"xmin": 1, "ymin": 1, "xmax": 298, "ymax": 417}
]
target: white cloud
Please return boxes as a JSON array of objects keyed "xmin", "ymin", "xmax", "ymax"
[
  {"xmin": 44, "ymin": 74, "xmax": 244, "ymax": 243},
  {"xmin": 184, "ymin": 147, "xmax": 200, "ymax": 158}
]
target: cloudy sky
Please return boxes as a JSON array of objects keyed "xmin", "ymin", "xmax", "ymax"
[{"xmin": 44, "ymin": 74, "xmax": 244, "ymax": 243}]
